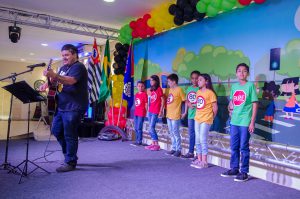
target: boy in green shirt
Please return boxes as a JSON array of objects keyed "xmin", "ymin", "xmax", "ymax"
[
  {"xmin": 181, "ymin": 71, "xmax": 200, "ymax": 159},
  {"xmin": 221, "ymin": 63, "xmax": 258, "ymax": 182}
]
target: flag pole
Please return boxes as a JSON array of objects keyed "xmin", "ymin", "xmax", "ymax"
[
  {"xmin": 116, "ymin": 98, "xmax": 123, "ymax": 127},
  {"xmin": 111, "ymin": 80, "xmax": 114, "ymax": 126},
  {"xmin": 104, "ymin": 100, "xmax": 109, "ymax": 125}
]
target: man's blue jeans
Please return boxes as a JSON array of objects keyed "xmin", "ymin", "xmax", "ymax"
[
  {"xmin": 148, "ymin": 112, "xmax": 159, "ymax": 141},
  {"xmin": 188, "ymin": 119, "xmax": 195, "ymax": 153},
  {"xmin": 134, "ymin": 116, "xmax": 145, "ymax": 144},
  {"xmin": 167, "ymin": 118, "xmax": 181, "ymax": 151},
  {"xmin": 230, "ymin": 125, "xmax": 251, "ymax": 173},
  {"xmin": 51, "ymin": 111, "xmax": 81, "ymax": 165}
]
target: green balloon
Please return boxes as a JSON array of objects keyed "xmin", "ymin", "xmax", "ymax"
[
  {"xmin": 118, "ymin": 24, "xmax": 132, "ymax": 44},
  {"xmin": 202, "ymin": 0, "xmax": 212, "ymax": 4},
  {"xmin": 118, "ymin": 35, "xmax": 126, "ymax": 44},
  {"xmin": 133, "ymin": 38, "xmax": 141, "ymax": 44},
  {"xmin": 211, "ymin": 0, "xmax": 222, "ymax": 9},
  {"xmin": 206, "ymin": 5, "xmax": 219, "ymax": 17},
  {"xmin": 196, "ymin": 1, "xmax": 208, "ymax": 13},
  {"xmin": 221, "ymin": 0, "xmax": 235, "ymax": 11}
]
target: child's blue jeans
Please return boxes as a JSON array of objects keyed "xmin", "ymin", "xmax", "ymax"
[
  {"xmin": 230, "ymin": 125, "xmax": 251, "ymax": 173},
  {"xmin": 134, "ymin": 116, "xmax": 144, "ymax": 144},
  {"xmin": 167, "ymin": 118, "xmax": 181, "ymax": 151},
  {"xmin": 188, "ymin": 119, "xmax": 195, "ymax": 154},
  {"xmin": 148, "ymin": 112, "xmax": 159, "ymax": 141}
]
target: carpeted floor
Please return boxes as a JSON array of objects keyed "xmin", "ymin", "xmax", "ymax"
[{"xmin": 0, "ymin": 138, "xmax": 299, "ymax": 199}]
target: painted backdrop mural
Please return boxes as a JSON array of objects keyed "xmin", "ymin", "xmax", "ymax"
[{"xmin": 133, "ymin": 0, "xmax": 300, "ymax": 147}]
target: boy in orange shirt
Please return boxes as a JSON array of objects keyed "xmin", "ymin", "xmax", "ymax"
[{"xmin": 165, "ymin": 74, "xmax": 186, "ymax": 157}]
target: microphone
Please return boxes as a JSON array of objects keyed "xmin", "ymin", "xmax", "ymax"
[{"xmin": 27, "ymin": 62, "xmax": 46, "ymax": 69}]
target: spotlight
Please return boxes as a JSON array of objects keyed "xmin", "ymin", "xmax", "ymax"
[{"xmin": 8, "ymin": 23, "xmax": 21, "ymax": 43}]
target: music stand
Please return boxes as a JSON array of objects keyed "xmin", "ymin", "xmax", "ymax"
[{"xmin": 3, "ymin": 81, "xmax": 50, "ymax": 183}]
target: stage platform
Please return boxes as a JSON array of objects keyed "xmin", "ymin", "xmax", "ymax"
[{"xmin": 0, "ymin": 139, "xmax": 299, "ymax": 199}]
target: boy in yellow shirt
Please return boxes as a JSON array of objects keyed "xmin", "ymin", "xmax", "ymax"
[{"xmin": 165, "ymin": 74, "xmax": 186, "ymax": 157}]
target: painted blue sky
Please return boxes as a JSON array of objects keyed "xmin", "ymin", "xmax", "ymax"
[{"xmin": 134, "ymin": 0, "xmax": 300, "ymax": 75}]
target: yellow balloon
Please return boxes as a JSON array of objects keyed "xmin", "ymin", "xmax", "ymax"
[
  {"xmin": 112, "ymin": 75, "xmax": 118, "ymax": 82},
  {"xmin": 149, "ymin": 1, "xmax": 175, "ymax": 31},
  {"xmin": 117, "ymin": 75, "xmax": 124, "ymax": 81},
  {"xmin": 114, "ymin": 82, "xmax": 120, "ymax": 87},
  {"xmin": 147, "ymin": 18, "xmax": 154, "ymax": 27},
  {"xmin": 155, "ymin": 26, "xmax": 163, "ymax": 33}
]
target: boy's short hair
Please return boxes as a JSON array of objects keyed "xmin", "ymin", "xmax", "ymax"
[
  {"xmin": 136, "ymin": 80, "xmax": 145, "ymax": 86},
  {"xmin": 190, "ymin": 70, "xmax": 200, "ymax": 76},
  {"xmin": 167, "ymin": 73, "xmax": 179, "ymax": 84},
  {"xmin": 236, "ymin": 63, "xmax": 249, "ymax": 72}
]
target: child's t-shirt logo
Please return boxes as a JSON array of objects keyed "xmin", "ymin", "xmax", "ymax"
[
  {"xmin": 233, "ymin": 90, "xmax": 246, "ymax": 106},
  {"xmin": 196, "ymin": 96, "xmax": 205, "ymax": 109},
  {"xmin": 167, "ymin": 93, "xmax": 174, "ymax": 104},
  {"xmin": 150, "ymin": 92, "xmax": 157, "ymax": 103},
  {"xmin": 135, "ymin": 98, "xmax": 141, "ymax": 107},
  {"xmin": 187, "ymin": 91, "xmax": 197, "ymax": 104}
]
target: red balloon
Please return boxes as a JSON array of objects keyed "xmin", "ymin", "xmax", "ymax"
[
  {"xmin": 254, "ymin": 0, "xmax": 266, "ymax": 4},
  {"xmin": 131, "ymin": 30, "xmax": 138, "ymax": 38},
  {"xmin": 238, "ymin": 0, "xmax": 251, "ymax": 6},
  {"xmin": 147, "ymin": 27, "xmax": 155, "ymax": 36},
  {"xmin": 119, "ymin": 119, "xmax": 127, "ymax": 129},
  {"xmin": 113, "ymin": 113, "xmax": 125, "ymax": 120},
  {"xmin": 129, "ymin": 21, "xmax": 136, "ymax": 29},
  {"xmin": 140, "ymin": 33, "xmax": 147, "ymax": 39},
  {"xmin": 149, "ymin": 30, "xmax": 155, "ymax": 36},
  {"xmin": 137, "ymin": 18, "xmax": 143, "ymax": 25},
  {"xmin": 112, "ymin": 107, "xmax": 126, "ymax": 114},
  {"xmin": 108, "ymin": 111, "xmax": 112, "ymax": 119},
  {"xmin": 139, "ymin": 22, "xmax": 146, "ymax": 30},
  {"xmin": 106, "ymin": 118, "xmax": 126, "ymax": 128},
  {"xmin": 143, "ymin": 14, "xmax": 151, "ymax": 21}
]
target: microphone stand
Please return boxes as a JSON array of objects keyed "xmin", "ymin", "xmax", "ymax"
[{"xmin": 0, "ymin": 68, "xmax": 34, "ymax": 173}]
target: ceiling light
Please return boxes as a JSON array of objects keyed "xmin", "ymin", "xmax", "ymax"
[
  {"xmin": 41, "ymin": 43, "xmax": 48, "ymax": 47},
  {"xmin": 29, "ymin": 52, "xmax": 35, "ymax": 56},
  {"xmin": 20, "ymin": 58, "xmax": 26, "ymax": 62},
  {"xmin": 103, "ymin": 0, "xmax": 115, "ymax": 2}
]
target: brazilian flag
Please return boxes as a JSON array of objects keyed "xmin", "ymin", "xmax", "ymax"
[{"xmin": 98, "ymin": 39, "xmax": 111, "ymax": 102}]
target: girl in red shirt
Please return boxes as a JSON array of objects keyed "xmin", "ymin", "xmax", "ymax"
[{"xmin": 145, "ymin": 75, "xmax": 165, "ymax": 151}]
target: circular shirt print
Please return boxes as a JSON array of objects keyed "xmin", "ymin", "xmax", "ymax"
[
  {"xmin": 167, "ymin": 93, "xmax": 174, "ymax": 104},
  {"xmin": 187, "ymin": 91, "xmax": 197, "ymax": 104},
  {"xmin": 135, "ymin": 98, "xmax": 141, "ymax": 107},
  {"xmin": 196, "ymin": 96, "xmax": 206, "ymax": 109}
]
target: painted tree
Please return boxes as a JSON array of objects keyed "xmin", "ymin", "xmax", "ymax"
[
  {"xmin": 173, "ymin": 44, "xmax": 250, "ymax": 81},
  {"xmin": 277, "ymin": 39, "xmax": 300, "ymax": 77},
  {"xmin": 134, "ymin": 58, "xmax": 162, "ymax": 80},
  {"xmin": 172, "ymin": 48, "xmax": 186, "ymax": 72},
  {"xmin": 213, "ymin": 47, "xmax": 250, "ymax": 80}
]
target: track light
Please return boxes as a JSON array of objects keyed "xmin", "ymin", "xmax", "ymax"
[{"xmin": 8, "ymin": 22, "xmax": 21, "ymax": 43}]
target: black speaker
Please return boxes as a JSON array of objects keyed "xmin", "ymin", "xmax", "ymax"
[{"xmin": 270, "ymin": 48, "xmax": 281, "ymax": 71}]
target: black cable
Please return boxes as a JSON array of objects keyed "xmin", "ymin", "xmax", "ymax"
[{"xmin": 32, "ymin": 129, "xmax": 61, "ymax": 164}]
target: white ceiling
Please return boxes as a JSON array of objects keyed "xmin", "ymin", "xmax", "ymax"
[{"xmin": 0, "ymin": 0, "xmax": 167, "ymax": 64}]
